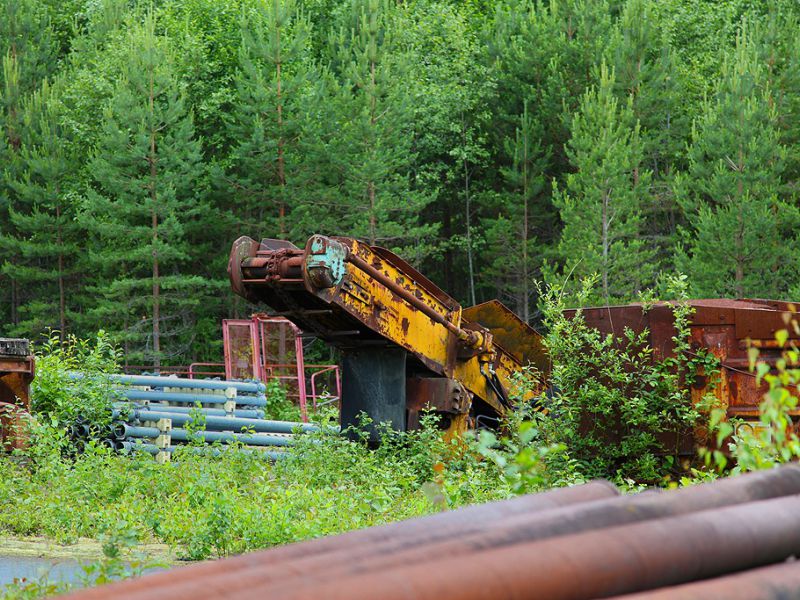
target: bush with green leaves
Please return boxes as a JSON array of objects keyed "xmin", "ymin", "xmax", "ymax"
[
  {"xmin": 528, "ymin": 275, "xmax": 711, "ymax": 484},
  {"xmin": 28, "ymin": 332, "xmax": 121, "ymax": 438},
  {"xmin": 0, "ymin": 408, "xmax": 510, "ymax": 569}
]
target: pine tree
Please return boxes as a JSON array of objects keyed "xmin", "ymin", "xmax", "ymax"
[
  {"xmin": 81, "ymin": 12, "xmax": 209, "ymax": 367},
  {"xmin": 0, "ymin": 0, "xmax": 58, "ymax": 329},
  {"xmin": 391, "ymin": 1, "xmax": 494, "ymax": 303},
  {"xmin": 676, "ymin": 27, "xmax": 796, "ymax": 298},
  {"xmin": 320, "ymin": 0, "xmax": 434, "ymax": 253},
  {"xmin": 226, "ymin": 0, "xmax": 310, "ymax": 239},
  {"xmin": 549, "ymin": 63, "xmax": 654, "ymax": 304},
  {"xmin": 0, "ymin": 79, "xmax": 80, "ymax": 338},
  {"xmin": 484, "ymin": 102, "xmax": 548, "ymax": 320},
  {"xmin": 611, "ymin": 0, "xmax": 689, "ymax": 270}
]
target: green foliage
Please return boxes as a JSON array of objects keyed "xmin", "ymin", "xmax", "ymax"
[
  {"xmin": 534, "ymin": 275, "xmax": 702, "ymax": 483},
  {"xmin": 2, "ymin": 0, "xmax": 800, "ymax": 354},
  {"xmin": 0, "ymin": 416, "xmax": 510, "ymax": 566},
  {"xmin": 29, "ymin": 331, "xmax": 120, "ymax": 434},
  {"xmin": 262, "ymin": 380, "xmax": 302, "ymax": 421},
  {"xmin": 548, "ymin": 63, "xmax": 654, "ymax": 304},
  {"xmin": 676, "ymin": 23, "xmax": 799, "ymax": 298},
  {"xmin": 79, "ymin": 10, "xmax": 214, "ymax": 365}
]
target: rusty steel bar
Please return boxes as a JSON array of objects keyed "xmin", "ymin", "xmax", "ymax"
[
  {"xmin": 606, "ymin": 559, "xmax": 800, "ymax": 599},
  {"xmin": 60, "ymin": 481, "xmax": 618, "ymax": 600},
  {"xmin": 220, "ymin": 465, "xmax": 800, "ymax": 595},
  {"xmin": 250, "ymin": 493, "xmax": 800, "ymax": 600},
  {"xmin": 111, "ymin": 466, "xmax": 800, "ymax": 600}
]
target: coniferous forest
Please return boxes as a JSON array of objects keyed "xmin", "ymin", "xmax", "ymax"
[{"xmin": 1, "ymin": 0, "xmax": 797, "ymax": 364}]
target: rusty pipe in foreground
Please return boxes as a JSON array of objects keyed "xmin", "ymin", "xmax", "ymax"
[
  {"xmin": 243, "ymin": 493, "xmax": 800, "ymax": 600},
  {"xmin": 231, "ymin": 465, "xmax": 800, "ymax": 596},
  {"xmin": 606, "ymin": 559, "xmax": 800, "ymax": 600},
  {"xmin": 136, "ymin": 466, "xmax": 800, "ymax": 599},
  {"xmin": 61, "ymin": 481, "xmax": 618, "ymax": 600}
]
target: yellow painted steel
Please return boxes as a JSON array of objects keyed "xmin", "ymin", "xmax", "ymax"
[
  {"xmin": 230, "ymin": 233, "xmax": 545, "ymax": 438},
  {"xmin": 309, "ymin": 238, "xmax": 540, "ymax": 425}
]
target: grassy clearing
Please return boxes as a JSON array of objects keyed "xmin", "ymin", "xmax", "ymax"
[{"xmin": 0, "ymin": 424, "xmax": 511, "ymax": 561}]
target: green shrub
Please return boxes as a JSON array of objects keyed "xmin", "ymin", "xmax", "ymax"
[
  {"xmin": 29, "ymin": 332, "xmax": 121, "ymax": 436},
  {"xmin": 526, "ymin": 276, "xmax": 711, "ymax": 484}
]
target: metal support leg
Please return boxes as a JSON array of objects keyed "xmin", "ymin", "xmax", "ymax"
[{"xmin": 341, "ymin": 347, "xmax": 406, "ymax": 444}]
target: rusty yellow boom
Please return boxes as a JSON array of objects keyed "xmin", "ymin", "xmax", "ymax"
[{"xmin": 228, "ymin": 234, "xmax": 546, "ymax": 438}]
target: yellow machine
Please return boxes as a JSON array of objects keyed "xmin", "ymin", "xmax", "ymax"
[{"xmin": 229, "ymin": 234, "xmax": 546, "ymax": 439}]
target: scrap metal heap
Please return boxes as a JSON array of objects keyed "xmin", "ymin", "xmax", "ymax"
[
  {"xmin": 229, "ymin": 235, "xmax": 800, "ymax": 445},
  {"xmin": 570, "ymin": 298, "xmax": 800, "ymax": 447},
  {"xmin": 228, "ymin": 234, "xmax": 547, "ymax": 438}
]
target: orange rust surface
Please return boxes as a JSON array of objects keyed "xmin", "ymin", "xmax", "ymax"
[{"xmin": 0, "ymin": 352, "xmax": 34, "ymax": 451}]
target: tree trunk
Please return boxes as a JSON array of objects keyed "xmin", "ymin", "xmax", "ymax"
[
  {"xmin": 521, "ymin": 125, "xmax": 530, "ymax": 323},
  {"xmin": 464, "ymin": 117, "xmax": 476, "ymax": 307},
  {"xmin": 368, "ymin": 58, "xmax": 377, "ymax": 246},
  {"xmin": 602, "ymin": 190, "xmax": 610, "ymax": 301},
  {"xmin": 276, "ymin": 22, "xmax": 286, "ymax": 236},
  {"xmin": 56, "ymin": 192, "xmax": 66, "ymax": 339},
  {"xmin": 149, "ymin": 66, "xmax": 161, "ymax": 371}
]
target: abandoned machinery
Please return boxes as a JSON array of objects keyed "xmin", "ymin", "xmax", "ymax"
[{"xmin": 229, "ymin": 234, "xmax": 797, "ymax": 445}]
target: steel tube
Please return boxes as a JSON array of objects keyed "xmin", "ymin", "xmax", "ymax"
[
  {"xmin": 115, "ymin": 423, "xmax": 294, "ymax": 447},
  {"xmin": 604, "ymin": 559, "xmax": 800, "ymax": 599},
  {"xmin": 255, "ymin": 493, "xmax": 800, "ymax": 600},
  {"xmin": 114, "ymin": 405, "xmax": 266, "ymax": 420},
  {"xmin": 60, "ymin": 481, "xmax": 619, "ymax": 600},
  {"xmin": 111, "ymin": 374, "xmax": 266, "ymax": 393},
  {"xmin": 120, "ymin": 465, "xmax": 800, "ymax": 599},
  {"xmin": 182, "ymin": 465, "xmax": 800, "ymax": 595},
  {"xmin": 131, "ymin": 409, "xmax": 318, "ymax": 434},
  {"xmin": 120, "ymin": 389, "xmax": 267, "ymax": 407}
]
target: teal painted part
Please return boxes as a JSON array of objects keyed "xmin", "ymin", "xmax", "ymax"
[
  {"xmin": 306, "ymin": 236, "xmax": 347, "ymax": 286},
  {"xmin": 115, "ymin": 423, "xmax": 295, "ymax": 447},
  {"xmin": 116, "ymin": 441, "xmax": 285, "ymax": 460}
]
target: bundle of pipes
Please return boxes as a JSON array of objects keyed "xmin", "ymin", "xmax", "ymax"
[
  {"xmin": 100, "ymin": 374, "xmax": 320, "ymax": 457},
  {"xmin": 62, "ymin": 466, "xmax": 800, "ymax": 600}
]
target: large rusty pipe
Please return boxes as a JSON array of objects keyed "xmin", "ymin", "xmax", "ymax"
[
  {"xmin": 114, "ymin": 466, "xmax": 800, "ymax": 599},
  {"xmin": 224, "ymin": 465, "xmax": 800, "ymax": 594},
  {"xmin": 345, "ymin": 252, "xmax": 482, "ymax": 348},
  {"xmin": 250, "ymin": 493, "xmax": 800, "ymax": 600},
  {"xmin": 604, "ymin": 559, "xmax": 800, "ymax": 599},
  {"xmin": 59, "ymin": 481, "xmax": 618, "ymax": 600}
]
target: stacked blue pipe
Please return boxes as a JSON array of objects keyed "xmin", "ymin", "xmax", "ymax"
[{"xmin": 105, "ymin": 373, "xmax": 317, "ymax": 459}]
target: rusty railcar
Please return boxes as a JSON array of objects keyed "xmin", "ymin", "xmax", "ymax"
[
  {"xmin": 0, "ymin": 337, "xmax": 34, "ymax": 451},
  {"xmin": 569, "ymin": 299, "xmax": 799, "ymax": 438}
]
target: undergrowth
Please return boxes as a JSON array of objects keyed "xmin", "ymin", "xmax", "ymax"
[{"xmin": 7, "ymin": 281, "xmax": 800, "ymax": 598}]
